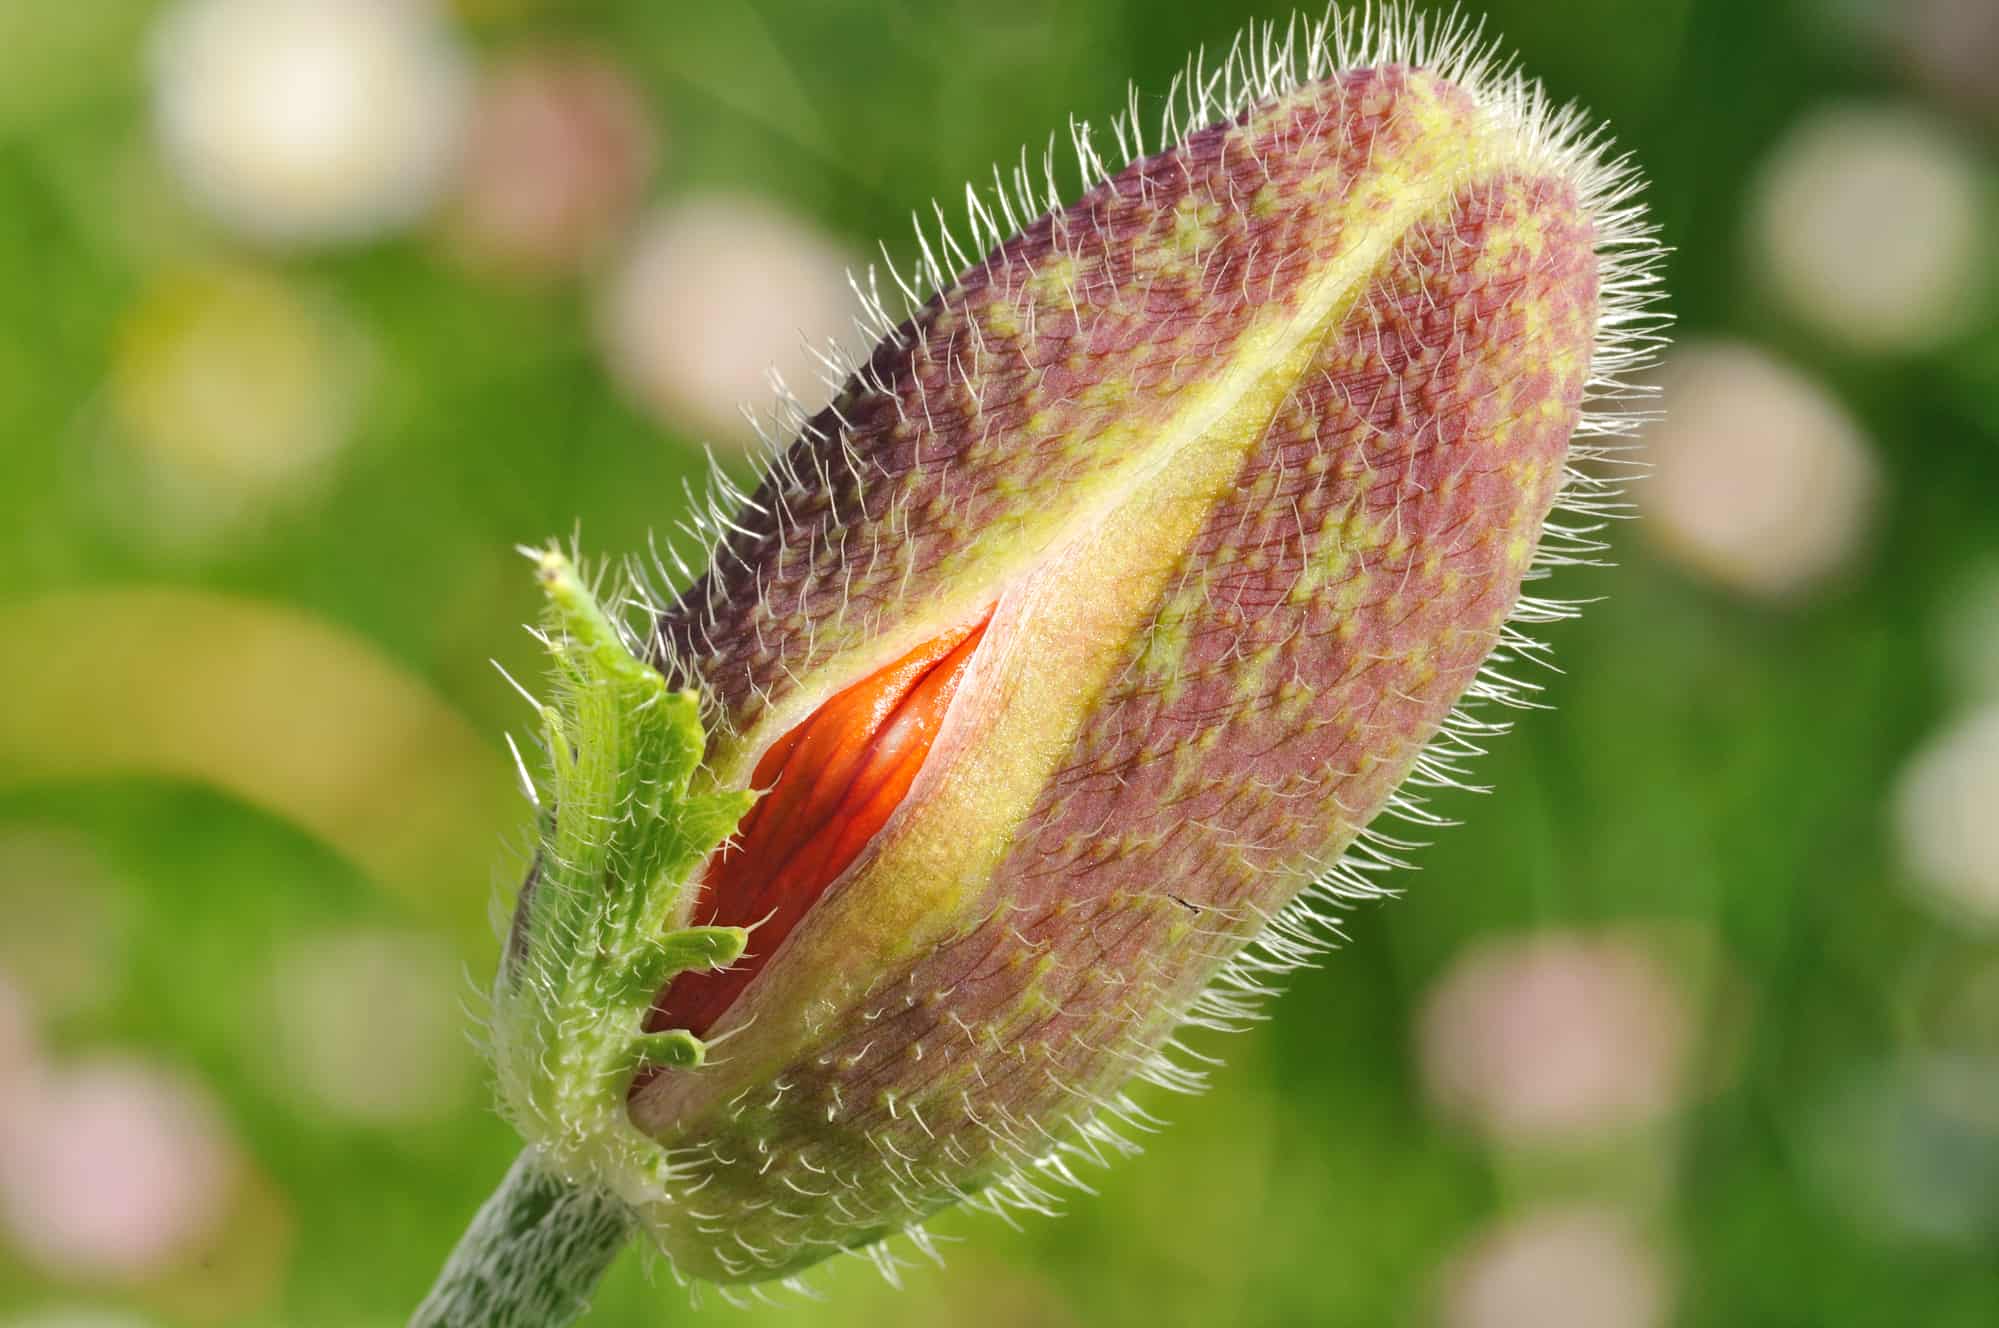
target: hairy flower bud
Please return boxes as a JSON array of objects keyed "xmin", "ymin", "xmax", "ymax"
[{"xmin": 493, "ymin": 6, "xmax": 1663, "ymax": 1292}]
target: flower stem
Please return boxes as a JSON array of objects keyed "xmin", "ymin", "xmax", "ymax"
[{"xmin": 410, "ymin": 1149, "xmax": 638, "ymax": 1328}]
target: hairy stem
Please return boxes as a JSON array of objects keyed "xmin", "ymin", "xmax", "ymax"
[{"xmin": 411, "ymin": 1149, "xmax": 638, "ymax": 1328}]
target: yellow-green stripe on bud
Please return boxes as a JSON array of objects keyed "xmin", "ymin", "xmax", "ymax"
[{"xmin": 492, "ymin": 6, "xmax": 1664, "ymax": 1292}]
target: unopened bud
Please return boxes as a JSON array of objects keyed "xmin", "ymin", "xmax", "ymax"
[{"xmin": 494, "ymin": 8, "xmax": 1663, "ymax": 1289}]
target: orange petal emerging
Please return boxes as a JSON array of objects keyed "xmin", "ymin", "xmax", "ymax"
[{"xmin": 649, "ymin": 613, "xmax": 991, "ymax": 1037}]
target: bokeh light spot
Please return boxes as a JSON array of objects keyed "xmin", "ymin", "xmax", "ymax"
[
  {"xmin": 1417, "ymin": 929, "xmax": 1702, "ymax": 1144},
  {"xmin": 1639, "ymin": 341, "xmax": 1880, "ymax": 601},
  {"xmin": 446, "ymin": 47, "xmax": 658, "ymax": 278},
  {"xmin": 108, "ymin": 262, "xmax": 369, "ymax": 544},
  {"xmin": 0, "ymin": 1057, "xmax": 242, "ymax": 1281},
  {"xmin": 597, "ymin": 193, "xmax": 858, "ymax": 450},
  {"xmin": 1895, "ymin": 705, "xmax": 1999, "ymax": 927},
  {"xmin": 1748, "ymin": 102, "xmax": 1989, "ymax": 354},
  {"xmin": 1439, "ymin": 1205, "xmax": 1671, "ymax": 1328},
  {"xmin": 150, "ymin": 0, "xmax": 471, "ymax": 247},
  {"xmin": 257, "ymin": 926, "xmax": 475, "ymax": 1126}
]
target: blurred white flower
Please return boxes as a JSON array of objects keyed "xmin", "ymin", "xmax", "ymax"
[
  {"xmin": 1748, "ymin": 103, "xmax": 1988, "ymax": 354},
  {"xmin": 0, "ymin": 829, "xmax": 134, "ymax": 1020},
  {"xmin": 1417, "ymin": 930, "xmax": 1695, "ymax": 1143},
  {"xmin": 0, "ymin": 1058, "xmax": 241, "ymax": 1280},
  {"xmin": 1895, "ymin": 705, "xmax": 1999, "ymax": 926},
  {"xmin": 108, "ymin": 263, "xmax": 368, "ymax": 542},
  {"xmin": 1640, "ymin": 341, "xmax": 1879, "ymax": 601},
  {"xmin": 598, "ymin": 193, "xmax": 857, "ymax": 450},
  {"xmin": 151, "ymin": 0, "xmax": 471, "ymax": 247},
  {"xmin": 1439, "ymin": 1205, "xmax": 1671, "ymax": 1328},
  {"xmin": 447, "ymin": 47, "xmax": 657, "ymax": 277},
  {"xmin": 259, "ymin": 927, "xmax": 473, "ymax": 1126}
]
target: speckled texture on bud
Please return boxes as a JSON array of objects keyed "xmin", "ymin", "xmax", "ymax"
[{"xmin": 555, "ymin": 9, "xmax": 1658, "ymax": 1289}]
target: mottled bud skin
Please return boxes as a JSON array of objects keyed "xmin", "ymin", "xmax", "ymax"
[{"xmin": 614, "ymin": 30, "xmax": 1652, "ymax": 1285}]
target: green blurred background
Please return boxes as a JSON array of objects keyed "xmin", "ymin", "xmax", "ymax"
[{"xmin": 2, "ymin": 0, "xmax": 1997, "ymax": 1324}]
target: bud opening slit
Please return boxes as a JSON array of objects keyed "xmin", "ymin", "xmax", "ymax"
[{"xmin": 648, "ymin": 611, "xmax": 994, "ymax": 1041}]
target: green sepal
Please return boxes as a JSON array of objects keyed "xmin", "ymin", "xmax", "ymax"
[
  {"xmin": 627, "ymin": 1028, "xmax": 706, "ymax": 1073},
  {"xmin": 488, "ymin": 547, "xmax": 754, "ymax": 1205},
  {"xmin": 620, "ymin": 925, "xmax": 750, "ymax": 1006},
  {"xmin": 658, "ymin": 923, "xmax": 750, "ymax": 971}
]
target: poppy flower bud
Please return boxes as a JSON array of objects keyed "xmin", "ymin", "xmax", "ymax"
[{"xmin": 490, "ymin": 9, "xmax": 1662, "ymax": 1293}]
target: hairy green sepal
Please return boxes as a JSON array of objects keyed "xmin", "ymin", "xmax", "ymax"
[{"xmin": 490, "ymin": 549, "xmax": 755, "ymax": 1202}]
